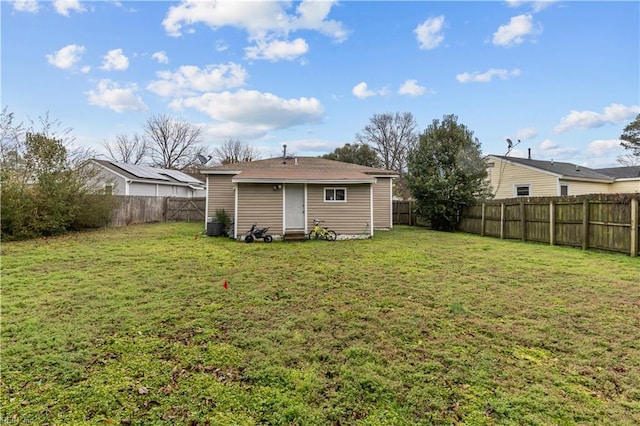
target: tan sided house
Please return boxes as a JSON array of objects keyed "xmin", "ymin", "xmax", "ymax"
[
  {"xmin": 487, "ymin": 155, "xmax": 640, "ymax": 199},
  {"xmin": 200, "ymin": 156, "xmax": 398, "ymax": 240}
]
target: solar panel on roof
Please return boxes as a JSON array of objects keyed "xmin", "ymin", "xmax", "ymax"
[
  {"xmin": 112, "ymin": 162, "xmax": 171, "ymax": 181},
  {"xmin": 159, "ymin": 169, "xmax": 203, "ymax": 184}
]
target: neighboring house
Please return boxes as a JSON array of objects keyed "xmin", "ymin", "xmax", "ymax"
[
  {"xmin": 200, "ymin": 156, "xmax": 398, "ymax": 240},
  {"xmin": 88, "ymin": 159, "xmax": 206, "ymax": 197},
  {"xmin": 486, "ymin": 155, "xmax": 640, "ymax": 199},
  {"xmin": 595, "ymin": 166, "xmax": 640, "ymax": 193}
]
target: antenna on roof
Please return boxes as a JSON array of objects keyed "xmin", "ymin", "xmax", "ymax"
[
  {"xmin": 197, "ymin": 154, "xmax": 212, "ymax": 165},
  {"xmin": 505, "ymin": 138, "xmax": 522, "ymax": 156}
]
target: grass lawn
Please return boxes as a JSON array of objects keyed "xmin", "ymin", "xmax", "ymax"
[{"xmin": 1, "ymin": 223, "xmax": 639, "ymax": 425}]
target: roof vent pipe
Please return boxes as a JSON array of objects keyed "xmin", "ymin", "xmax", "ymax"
[
  {"xmin": 283, "ymin": 144, "xmax": 287, "ymax": 158},
  {"xmin": 528, "ymin": 148, "xmax": 531, "ymax": 160}
]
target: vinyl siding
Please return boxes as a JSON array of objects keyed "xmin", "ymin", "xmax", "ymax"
[
  {"xmin": 306, "ymin": 184, "xmax": 371, "ymax": 235},
  {"xmin": 207, "ymin": 175, "xmax": 235, "ymax": 220},
  {"xmin": 372, "ymin": 177, "xmax": 392, "ymax": 229},
  {"xmin": 237, "ymin": 184, "xmax": 283, "ymax": 236},
  {"xmin": 92, "ymin": 167, "xmax": 126, "ymax": 194},
  {"xmin": 489, "ymin": 158, "xmax": 559, "ymax": 198},
  {"xmin": 566, "ymin": 180, "xmax": 612, "ymax": 195},
  {"xmin": 611, "ymin": 180, "xmax": 640, "ymax": 193}
]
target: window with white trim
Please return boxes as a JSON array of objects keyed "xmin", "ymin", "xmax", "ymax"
[
  {"xmin": 560, "ymin": 184, "xmax": 568, "ymax": 196},
  {"xmin": 324, "ymin": 187, "xmax": 346, "ymax": 202},
  {"xmin": 515, "ymin": 185, "xmax": 530, "ymax": 197}
]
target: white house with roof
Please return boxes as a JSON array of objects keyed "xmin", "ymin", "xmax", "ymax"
[
  {"xmin": 88, "ymin": 159, "xmax": 206, "ymax": 197},
  {"xmin": 486, "ymin": 155, "xmax": 640, "ymax": 199}
]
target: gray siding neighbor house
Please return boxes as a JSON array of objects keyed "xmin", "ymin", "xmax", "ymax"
[
  {"xmin": 200, "ymin": 156, "xmax": 398, "ymax": 240},
  {"xmin": 88, "ymin": 159, "xmax": 206, "ymax": 197}
]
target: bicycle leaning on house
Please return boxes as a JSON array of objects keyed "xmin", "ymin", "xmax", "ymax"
[{"xmin": 308, "ymin": 219, "xmax": 337, "ymax": 241}]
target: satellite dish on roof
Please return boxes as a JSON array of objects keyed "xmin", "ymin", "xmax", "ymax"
[
  {"xmin": 198, "ymin": 154, "xmax": 212, "ymax": 165},
  {"xmin": 506, "ymin": 138, "xmax": 513, "ymax": 149}
]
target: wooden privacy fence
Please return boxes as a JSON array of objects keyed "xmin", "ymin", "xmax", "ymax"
[
  {"xmin": 458, "ymin": 193, "xmax": 639, "ymax": 257},
  {"xmin": 108, "ymin": 196, "xmax": 205, "ymax": 227},
  {"xmin": 393, "ymin": 200, "xmax": 418, "ymax": 225}
]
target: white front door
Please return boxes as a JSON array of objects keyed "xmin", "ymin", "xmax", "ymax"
[{"xmin": 285, "ymin": 184, "xmax": 305, "ymax": 230}]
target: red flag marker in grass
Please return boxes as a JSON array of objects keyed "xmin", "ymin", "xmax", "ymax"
[{"xmin": 223, "ymin": 281, "xmax": 228, "ymax": 289}]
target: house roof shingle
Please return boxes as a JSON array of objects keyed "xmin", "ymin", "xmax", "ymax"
[
  {"xmin": 200, "ymin": 156, "xmax": 398, "ymax": 183},
  {"xmin": 490, "ymin": 155, "xmax": 614, "ymax": 181},
  {"xmin": 594, "ymin": 166, "xmax": 640, "ymax": 179}
]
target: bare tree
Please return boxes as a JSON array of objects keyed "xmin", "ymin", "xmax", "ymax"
[
  {"xmin": 212, "ymin": 139, "xmax": 261, "ymax": 165},
  {"xmin": 144, "ymin": 113, "xmax": 202, "ymax": 169},
  {"xmin": 102, "ymin": 133, "xmax": 149, "ymax": 165},
  {"xmin": 617, "ymin": 153, "xmax": 640, "ymax": 166},
  {"xmin": 356, "ymin": 112, "xmax": 418, "ymax": 198},
  {"xmin": 356, "ymin": 112, "xmax": 418, "ymax": 172}
]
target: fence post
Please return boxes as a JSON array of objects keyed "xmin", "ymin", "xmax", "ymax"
[
  {"xmin": 500, "ymin": 203, "xmax": 505, "ymax": 239},
  {"xmin": 520, "ymin": 200, "xmax": 526, "ymax": 241},
  {"xmin": 631, "ymin": 198, "xmax": 638, "ymax": 258},
  {"xmin": 549, "ymin": 201, "xmax": 555, "ymax": 246},
  {"xmin": 481, "ymin": 203, "xmax": 486, "ymax": 236},
  {"xmin": 582, "ymin": 199, "xmax": 589, "ymax": 251}
]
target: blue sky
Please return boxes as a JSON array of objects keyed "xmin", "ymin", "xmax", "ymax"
[{"xmin": 2, "ymin": 0, "xmax": 639, "ymax": 167}]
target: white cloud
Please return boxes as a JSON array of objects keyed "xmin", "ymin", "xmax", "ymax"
[
  {"xmin": 398, "ymin": 79, "xmax": 426, "ymax": 96},
  {"xmin": 13, "ymin": 0, "xmax": 39, "ymax": 13},
  {"xmin": 80, "ymin": 65, "xmax": 91, "ymax": 74},
  {"xmin": 516, "ymin": 127, "xmax": 537, "ymax": 140},
  {"xmin": 171, "ymin": 89, "xmax": 324, "ymax": 131},
  {"xmin": 554, "ymin": 103, "xmax": 640, "ymax": 133},
  {"xmin": 86, "ymin": 79, "xmax": 147, "ymax": 113},
  {"xmin": 352, "ymin": 82, "xmax": 376, "ymax": 99},
  {"xmin": 414, "ymin": 16, "xmax": 445, "ymax": 50},
  {"xmin": 538, "ymin": 138, "xmax": 579, "ymax": 157},
  {"xmin": 54, "ymin": 0, "xmax": 86, "ymax": 16},
  {"xmin": 456, "ymin": 68, "xmax": 521, "ymax": 83},
  {"xmin": 101, "ymin": 49, "xmax": 129, "ymax": 71},
  {"xmin": 215, "ymin": 40, "xmax": 229, "ymax": 52},
  {"xmin": 162, "ymin": 0, "xmax": 347, "ymax": 41},
  {"xmin": 152, "ymin": 51, "xmax": 169, "ymax": 64},
  {"xmin": 506, "ymin": 1, "xmax": 557, "ymax": 13},
  {"xmin": 147, "ymin": 63, "xmax": 247, "ymax": 97},
  {"xmin": 46, "ymin": 44, "xmax": 86, "ymax": 70},
  {"xmin": 493, "ymin": 14, "xmax": 537, "ymax": 47},
  {"xmin": 245, "ymin": 38, "xmax": 309, "ymax": 61},
  {"xmin": 587, "ymin": 139, "xmax": 623, "ymax": 156},
  {"xmin": 290, "ymin": 0, "xmax": 349, "ymax": 42}
]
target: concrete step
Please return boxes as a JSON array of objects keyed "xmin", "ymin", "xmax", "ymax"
[{"xmin": 283, "ymin": 231, "xmax": 307, "ymax": 242}]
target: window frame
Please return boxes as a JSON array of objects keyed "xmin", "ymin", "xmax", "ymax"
[
  {"xmin": 514, "ymin": 184, "xmax": 531, "ymax": 197},
  {"xmin": 324, "ymin": 187, "xmax": 347, "ymax": 203},
  {"xmin": 560, "ymin": 184, "xmax": 569, "ymax": 196}
]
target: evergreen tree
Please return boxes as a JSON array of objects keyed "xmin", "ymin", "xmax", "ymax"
[{"xmin": 406, "ymin": 114, "xmax": 491, "ymax": 231}]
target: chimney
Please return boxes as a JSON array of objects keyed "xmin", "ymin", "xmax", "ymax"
[
  {"xmin": 528, "ymin": 148, "xmax": 531, "ymax": 160},
  {"xmin": 283, "ymin": 144, "xmax": 287, "ymax": 158}
]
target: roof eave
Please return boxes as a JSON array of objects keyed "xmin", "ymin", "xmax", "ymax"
[
  {"xmin": 232, "ymin": 178, "xmax": 377, "ymax": 184},
  {"xmin": 199, "ymin": 169, "xmax": 241, "ymax": 175}
]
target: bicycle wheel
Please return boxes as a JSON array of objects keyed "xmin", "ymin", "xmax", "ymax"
[
  {"xmin": 308, "ymin": 231, "xmax": 318, "ymax": 240},
  {"xmin": 326, "ymin": 230, "xmax": 337, "ymax": 241}
]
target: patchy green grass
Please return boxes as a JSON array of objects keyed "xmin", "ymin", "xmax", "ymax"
[{"xmin": 2, "ymin": 223, "xmax": 639, "ymax": 425}]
